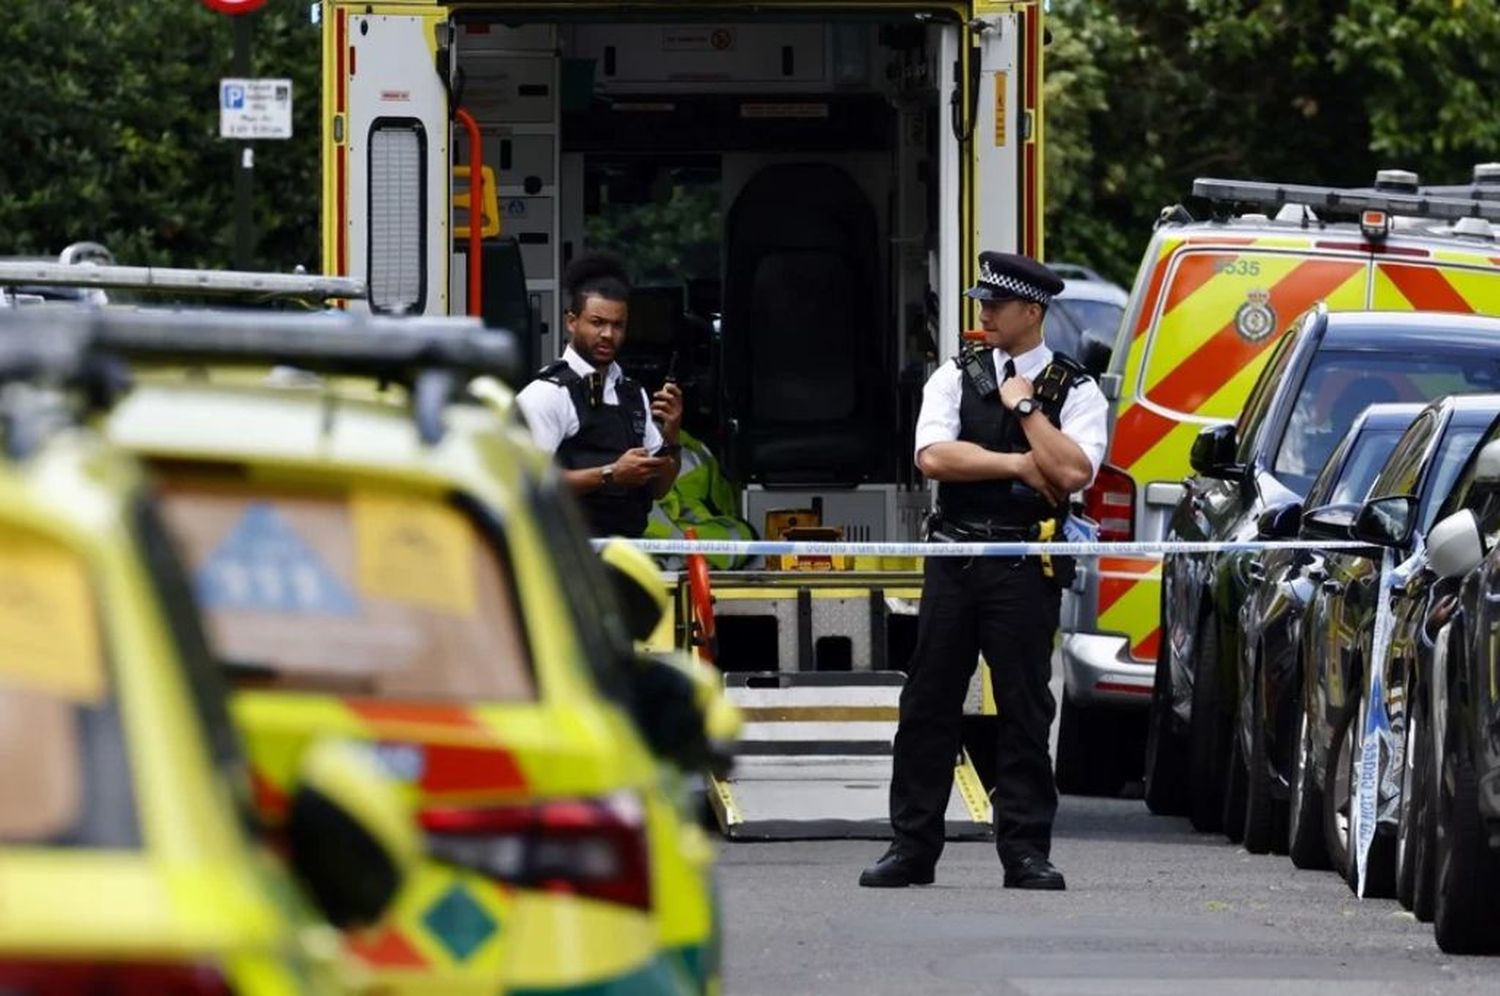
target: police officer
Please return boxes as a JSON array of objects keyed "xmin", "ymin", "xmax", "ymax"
[
  {"xmin": 516, "ymin": 252, "xmax": 683, "ymax": 537},
  {"xmin": 859, "ymin": 252, "xmax": 1108, "ymax": 891}
]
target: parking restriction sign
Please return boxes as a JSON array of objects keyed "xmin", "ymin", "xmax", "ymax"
[{"xmin": 219, "ymin": 78, "xmax": 293, "ymax": 139}]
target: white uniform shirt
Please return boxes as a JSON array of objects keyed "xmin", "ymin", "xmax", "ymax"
[
  {"xmin": 515, "ymin": 346, "xmax": 666, "ymax": 456},
  {"xmin": 913, "ymin": 341, "xmax": 1109, "ymax": 486}
]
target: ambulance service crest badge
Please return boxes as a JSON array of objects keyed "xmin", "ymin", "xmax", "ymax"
[{"xmin": 1234, "ymin": 289, "xmax": 1277, "ymax": 342}]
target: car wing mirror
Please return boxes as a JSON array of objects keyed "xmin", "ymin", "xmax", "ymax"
[
  {"xmin": 1189, "ymin": 423, "xmax": 1243, "ymax": 480},
  {"xmin": 1298, "ymin": 502, "xmax": 1357, "ymax": 543},
  {"xmin": 1350, "ymin": 494, "xmax": 1417, "ymax": 548},
  {"xmin": 286, "ymin": 740, "xmax": 420, "ymax": 929},
  {"xmin": 1473, "ymin": 438, "xmax": 1500, "ymax": 485},
  {"xmin": 1427, "ymin": 509, "xmax": 1486, "ymax": 580},
  {"xmin": 1256, "ymin": 499, "xmax": 1303, "ymax": 540},
  {"xmin": 1079, "ymin": 330, "xmax": 1113, "ymax": 379},
  {"xmin": 630, "ymin": 651, "xmax": 739, "ymax": 776}
]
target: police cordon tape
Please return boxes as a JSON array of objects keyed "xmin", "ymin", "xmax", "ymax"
[
  {"xmin": 608, "ymin": 529, "xmax": 1411, "ymax": 903},
  {"xmin": 594, "ymin": 538, "xmax": 1374, "ymax": 558}
]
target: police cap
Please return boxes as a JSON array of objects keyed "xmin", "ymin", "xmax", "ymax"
[{"xmin": 964, "ymin": 251, "xmax": 1065, "ymax": 307}]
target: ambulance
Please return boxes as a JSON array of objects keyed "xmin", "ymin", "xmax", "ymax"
[
  {"xmin": 320, "ymin": 2, "xmax": 1048, "ymax": 833},
  {"xmin": 1060, "ymin": 167, "xmax": 1500, "ymax": 800}
]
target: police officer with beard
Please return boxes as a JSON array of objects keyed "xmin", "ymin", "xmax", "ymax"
[
  {"xmin": 860, "ymin": 252, "xmax": 1108, "ymax": 891},
  {"xmin": 517, "ymin": 252, "xmax": 683, "ymax": 537}
]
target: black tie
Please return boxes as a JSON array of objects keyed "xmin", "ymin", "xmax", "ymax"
[{"xmin": 1002, "ymin": 358, "xmax": 1016, "ymax": 382}]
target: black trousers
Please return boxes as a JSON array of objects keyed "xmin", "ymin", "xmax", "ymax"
[{"xmin": 889, "ymin": 554, "xmax": 1060, "ymax": 868}]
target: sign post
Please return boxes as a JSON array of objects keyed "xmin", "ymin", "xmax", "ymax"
[{"xmin": 204, "ymin": 0, "xmax": 273, "ymax": 268}]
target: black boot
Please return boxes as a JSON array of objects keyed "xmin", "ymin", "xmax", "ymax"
[
  {"xmin": 858, "ymin": 850, "xmax": 936, "ymax": 888},
  {"xmin": 1002, "ymin": 854, "xmax": 1066, "ymax": 890}
]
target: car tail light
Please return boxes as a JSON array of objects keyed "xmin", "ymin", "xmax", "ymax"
[
  {"xmin": 422, "ymin": 792, "xmax": 652, "ymax": 911},
  {"xmin": 1085, "ymin": 464, "xmax": 1136, "ymax": 541},
  {"xmin": 0, "ymin": 960, "xmax": 233, "ymax": 995}
]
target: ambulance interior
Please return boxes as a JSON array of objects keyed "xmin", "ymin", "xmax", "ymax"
[{"xmin": 451, "ymin": 16, "xmax": 959, "ymax": 540}]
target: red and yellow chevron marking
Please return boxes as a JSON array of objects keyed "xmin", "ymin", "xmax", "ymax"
[
  {"xmin": 1374, "ymin": 261, "xmax": 1500, "ymax": 314},
  {"xmin": 1105, "ymin": 245, "xmax": 1500, "ymax": 663},
  {"xmin": 1114, "ymin": 253, "xmax": 1366, "ymax": 470},
  {"xmin": 1096, "ymin": 557, "xmax": 1162, "ymax": 660}
]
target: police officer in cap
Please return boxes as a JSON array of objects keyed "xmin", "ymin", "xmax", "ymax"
[
  {"xmin": 517, "ymin": 252, "xmax": 683, "ymax": 537},
  {"xmin": 860, "ymin": 251, "xmax": 1108, "ymax": 891}
]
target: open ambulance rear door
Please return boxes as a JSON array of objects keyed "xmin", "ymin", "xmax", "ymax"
[{"xmin": 324, "ymin": 5, "xmax": 450, "ymax": 316}]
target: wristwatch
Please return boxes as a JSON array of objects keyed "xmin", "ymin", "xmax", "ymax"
[
  {"xmin": 1014, "ymin": 397, "xmax": 1040, "ymax": 418},
  {"xmin": 601, "ymin": 463, "xmax": 616, "ymax": 486}
]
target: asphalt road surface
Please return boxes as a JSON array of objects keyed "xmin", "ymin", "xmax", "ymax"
[{"xmin": 716, "ymin": 673, "xmax": 1500, "ymax": 994}]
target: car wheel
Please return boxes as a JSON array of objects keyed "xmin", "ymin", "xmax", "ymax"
[
  {"xmin": 1221, "ymin": 719, "xmax": 1248, "ymax": 844},
  {"xmin": 1287, "ymin": 688, "xmax": 1330, "ymax": 869},
  {"xmin": 1243, "ymin": 672, "xmax": 1285, "ymax": 854},
  {"xmin": 1055, "ymin": 698, "xmax": 1125, "ymax": 796},
  {"xmin": 1144, "ymin": 633, "xmax": 1190, "ymax": 815},
  {"xmin": 1323, "ymin": 701, "xmax": 1354, "ymax": 878},
  {"xmin": 1433, "ymin": 752, "xmax": 1500, "ymax": 953},
  {"xmin": 1395, "ymin": 685, "xmax": 1422, "ymax": 910},
  {"xmin": 1188, "ymin": 613, "xmax": 1226, "ymax": 833},
  {"xmin": 1412, "ymin": 703, "xmax": 1436, "ymax": 923}
]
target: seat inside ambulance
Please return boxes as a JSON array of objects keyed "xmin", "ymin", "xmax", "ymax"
[{"xmin": 721, "ymin": 163, "xmax": 887, "ymax": 486}]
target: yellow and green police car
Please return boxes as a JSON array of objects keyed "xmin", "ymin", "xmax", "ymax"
[
  {"xmin": 89, "ymin": 308, "xmax": 715, "ymax": 995},
  {"xmin": 0, "ymin": 330, "xmax": 413, "ymax": 995}
]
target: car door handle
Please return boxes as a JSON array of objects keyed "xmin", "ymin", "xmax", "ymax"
[{"xmin": 1322, "ymin": 579, "xmax": 1344, "ymax": 595}]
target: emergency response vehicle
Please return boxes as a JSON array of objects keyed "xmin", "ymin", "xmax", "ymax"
[
  {"xmin": 83, "ymin": 307, "xmax": 720, "ymax": 995},
  {"xmin": 320, "ymin": 1, "xmax": 1047, "ymax": 835},
  {"xmin": 1061, "ymin": 167, "xmax": 1500, "ymax": 801},
  {"xmin": 0, "ymin": 321, "xmax": 416, "ymax": 996}
]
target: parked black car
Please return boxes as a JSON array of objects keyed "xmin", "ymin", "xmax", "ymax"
[
  {"xmin": 1149, "ymin": 307, "xmax": 1500, "ymax": 833},
  {"xmin": 1232, "ymin": 403, "xmax": 1421, "ymax": 855},
  {"xmin": 1339, "ymin": 415, "xmax": 1500, "ymax": 931},
  {"xmin": 1288, "ymin": 394, "xmax": 1500, "ymax": 895},
  {"xmin": 1404, "ymin": 432, "xmax": 1500, "ymax": 952}
]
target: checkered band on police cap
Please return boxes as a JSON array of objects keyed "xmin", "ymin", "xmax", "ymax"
[{"xmin": 965, "ymin": 251, "xmax": 1065, "ymax": 306}]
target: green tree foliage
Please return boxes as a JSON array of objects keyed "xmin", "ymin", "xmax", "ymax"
[
  {"xmin": 1046, "ymin": 0, "xmax": 1500, "ymax": 285},
  {"xmin": 2, "ymin": 0, "xmax": 1496, "ymax": 290},
  {"xmin": 0, "ymin": 0, "xmax": 319, "ymax": 268}
]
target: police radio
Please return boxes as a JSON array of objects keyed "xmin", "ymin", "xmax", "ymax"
[
  {"xmin": 653, "ymin": 350, "xmax": 680, "ymax": 427},
  {"xmin": 957, "ymin": 335, "xmax": 998, "ymax": 397}
]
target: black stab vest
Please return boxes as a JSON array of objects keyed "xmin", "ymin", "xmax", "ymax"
[
  {"xmin": 935, "ymin": 351, "xmax": 1074, "ymax": 530},
  {"xmin": 540, "ymin": 361, "xmax": 655, "ymax": 538}
]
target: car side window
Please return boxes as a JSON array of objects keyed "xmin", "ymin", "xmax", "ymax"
[
  {"xmin": 1369, "ymin": 412, "xmax": 1439, "ymax": 500},
  {"xmin": 1235, "ymin": 326, "xmax": 1298, "ymax": 465},
  {"xmin": 1303, "ymin": 431, "xmax": 1351, "ymax": 508}
]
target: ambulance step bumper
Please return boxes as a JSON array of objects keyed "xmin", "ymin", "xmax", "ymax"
[{"xmin": 709, "ymin": 672, "xmax": 992, "ymax": 841}]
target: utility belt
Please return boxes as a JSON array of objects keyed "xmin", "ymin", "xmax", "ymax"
[
  {"xmin": 928, "ymin": 517, "xmax": 1046, "ymax": 542},
  {"xmin": 927, "ymin": 514, "xmax": 1074, "ymax": 586}
]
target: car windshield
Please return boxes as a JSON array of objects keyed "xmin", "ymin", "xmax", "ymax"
[
  {"xmin": 1272, "ymin": 350, "xmax": 1500, "ymax": 496},
  {"xmin": 155, "ymin": 474, "xmax": 535, "ymax": 702},
  {"xmin": 0, "ymin": 523, "xmax": 138, "ymax": 849},
  {"xmin": 1327, "ymin": 429, "xmax": 1406, "ymax": 506}
]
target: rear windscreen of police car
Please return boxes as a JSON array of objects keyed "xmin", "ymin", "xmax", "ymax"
[
  {"xmin": 0, "ymin": 524, "xmax": 138, "ymax": 849},
  {"xmin": 1273, "ymin": 351, "xmax": 1500, "ymax": 495},
  {"xmin": 155, "ymin": 476, "xmax": 535, "ymax": 702}
]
